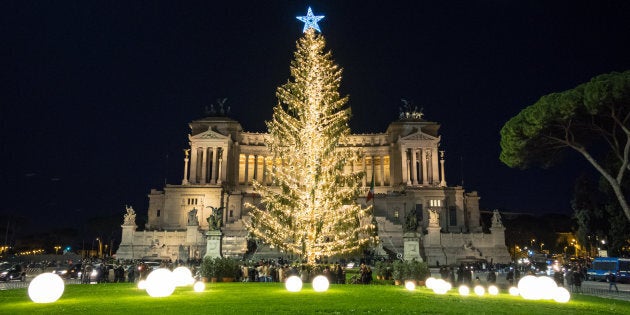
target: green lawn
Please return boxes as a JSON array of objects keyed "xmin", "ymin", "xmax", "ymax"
[{"xmin": 1, "ymin": 282, "xmax": 629, "ymax": 314}]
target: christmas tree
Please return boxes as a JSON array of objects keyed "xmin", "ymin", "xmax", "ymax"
[{"xmin": 245, "ymin": 27, "xmax": 377, "ymax": 265}]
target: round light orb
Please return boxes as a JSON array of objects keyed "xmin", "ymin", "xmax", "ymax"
[
  {"xmin": 193, "ymin": 281, "xmax": 205, "ymax": 292},
  {"xmin": 173, "ymin": 266, "xmax": 194, "ymax": 287},
  {"xmin": 537, "ymin": 276, "xmax": 557, "ymax": 299},
  {"xmin": 145, "ymin": 268, "xmax": 176, "ymax": 298},
  {"xmin": 552, "ymin": 287, "xmax": 571, "ymax": 303},
  {"xmin": 458, "ymin": 285, "xmax": 470, "ymax": 296},
  {"xmin": 518, "ymin": 275, "xmax": 541, "ymax": 300},
  {"xmin": 488, "ymin": 285, "xmax": 499, "ymax": 295},
  {"xmin": 405, "ymin": 281, "xmax": 416, "ymax": 291},
  {"xmin": 474, "ymin": 285, "xmax": 485, "ymax": 296},
  {"xmin": 425, "ymin": 277, "xmax": 437, "ymax": 289},
  {"xmin": 137, "ymin": 279, "xmax": 147, "ymax": 290},
  {"xmin": 432, "ymin": 279, "xmax": 450, "ymax": 294},
  {"xmin": 28, "ymin": 273, "xmax": 65, "ymax": 303},
  {"xmin": 285, "ymin": 275, "xmax": 303, "ymax": 292},
  {"xmin": 312, "ymin": 275, "xmax": 330, "ymax": 292},
  {"xmin": 508, "ymin": 286, "xmax": 520, "ymax": 296}
]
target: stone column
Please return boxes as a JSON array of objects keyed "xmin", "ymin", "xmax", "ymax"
[
  {"xmin": 200, "ymin": 147, "xmax": 208, "ymax": 184},
  {"xmin": 371, "ymin": 155, "xmax": 375, "ymax": 185},
  {"xmin": 253, "ymin": 155, "xmax": 259, "ymax": 182},
  {"xmin": 406, "ymin": 159, "xmax": 411, "ymax": 185},
  {"xmin": 244, "ymin": 154, "xmax": 250, "ymax": 186},
  {"xmin": 362, "ymin": 156, "xmax": 367, "ymax": 187},
  {"xmin": 432, "ymin": 150, "xmax": 436, "ymax": 184},
  {"xmin": 380, "ymin": 155, "xmax": 385, "ymax": 186},
  {"xmin": 217, "ymin": 158, "xmax": 223, "ymax": 185},
  {"xmin": 182, "ymin": 154, "xmax": 190, "ymax": 185},
  {"xmin": 190, "ymin": 147, "xmax": 198, "ymax": 184},
  {"xmin": 222, "ymin": 145, "xmax": 229, "ymax": 184},
  {"xmin": 439, "ymin": 150, "xmax": 446, "ymax": 187},
  {"xmin": 411, "ymin": 149, "xmax": 417, "ymax": 185},
  {"xmin": 211, "ymin": 147, "xmax": 217, "ymax": 184},
  {"xmin": 422, "ymin": 149, "xmax": 429, "ymax": 185},
  {"xmin": 400, "ymin": 147, "xmax": 408, "ymax": 185}
]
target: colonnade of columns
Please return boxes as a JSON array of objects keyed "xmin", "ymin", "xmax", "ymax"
[
  {"xmin": 239, "ymin": 154, "xmax": 274, "ymax": 186},
  {"xmin": 237, "ymin": 153, "xmax": 390, "ymax": 187},
  {"xmin": 183, "ymin": 145, "xmax": 228, "ymax": 185},
  {"xmin": 401, "ymin": 147, "xmax": 446, "ymax": 187},
  {"xmin": 360, "ymin": 155, "xmax": 389, "ymax": 187}
]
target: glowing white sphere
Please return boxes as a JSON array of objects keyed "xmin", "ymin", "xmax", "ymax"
[
  {"xmin": 443, "ymin": 280, "xmax": 452, "ymax": 291},
  {"xmin": 285, "ymin": 275, "xmax": 303, "ymax": 292},
  {"xmin": 138, "ymin": 279, "xmax": 147, "ymax": 290},
  {"xmin": 145, "ymin": 268, "xmax": 176, "ymax": 298},
  {"xmin": 405, "ymin": 281, "xmax": 416, "ymax": 291},
  {"xmin": 432, "ymin": 279, "xmax": 451, "ymax": 294},
  {"xmin": 474, "ymin": 285, "xmax": 485, "ymax": 296},
  {"xmin": 553, "ymin": 287, "xmax": 571, "ymax": 303},
  {"xmin": 28, "ymin": 273, "xmax": 65, "ymax": 303},
  {"xmin": 458, "ymin": 285, "xmax": 470, "ymax": 296},
  {"xmin": 193, "ymin": 281, "xmax": 205, "ymax": 292},
  {"xmin": 173, "ymin": 266, "xmax": 194, "ymax": 287},
  {"xmin": 312, "ymin": 275, "xmax": 330, "ymax": 292},
  {"xmin": 425, "ymin": 277, "xmax": 437, "ymax": 289},
  {"xmin": 488, "ymin": 285, "xmax": 499, "ymax": 295},
  {"xmin": 509, "ymin": 286, "xmax": 520, "ymax": 296},
  {"xmin": 518, "ymin": 275, "xmax": 541, "ymax": 300},
  {"xmin": 537, "ymin": 276, "xmax": 557, "ymax": 299}
]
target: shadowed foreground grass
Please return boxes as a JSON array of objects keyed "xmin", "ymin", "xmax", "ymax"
[{"xmin": 1, "ymin": 282, "xmax": 629, "ymax": 314}]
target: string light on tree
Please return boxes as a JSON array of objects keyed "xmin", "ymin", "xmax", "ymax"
[{"xmin": 245, "ymin": 8, "xmax": 377, "ymax": 265}]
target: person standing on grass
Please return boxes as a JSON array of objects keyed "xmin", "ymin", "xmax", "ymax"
[
  {"xmin": 607, "ymin": 271, "xmax": 619, "ymax": 292},
  {"xmin": 487, "ymin": 269, "xmax": 497, "ymax": 284},
  {"xmin": 566, "ymin": 268, "xmax": 574, "ymax": 291},
  {"xmin": 572, "ymin": 268, "xmax": 583, "ymax": 293}
]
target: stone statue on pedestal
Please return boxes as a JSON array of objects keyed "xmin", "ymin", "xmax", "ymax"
[
  {"xmin": 491, "ymin": 209, "xmax": 504, "ymax": 228},
  {"xmin": 206, "ymin": 206, "xmax": 224, "ymax": 231},
  {"xmin": 404, "ymin": 208, "xmax": 418, "ymax": 232},
  {"xmin": 187, "ymin": 208, "xmax": 199, "ymax": 226},
  {"xmin": 123, "ymin": 205, "xmax": 136, "ymax": 225},
  {"xmin": 428, "ymin": 208, "xmax": 440, "ymax": 227}
]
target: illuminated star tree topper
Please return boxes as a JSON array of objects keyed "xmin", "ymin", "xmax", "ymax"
[{"xmin": 296, "ymin": 7, "xmax": 325, "ymax": 33}]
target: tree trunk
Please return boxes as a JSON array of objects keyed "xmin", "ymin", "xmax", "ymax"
[{"xmin": 576, "ymin": 147, "xmax": 630, "ymax": 222}]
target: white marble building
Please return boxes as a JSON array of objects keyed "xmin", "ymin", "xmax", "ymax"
[{"xmin": 116, "ymin": 106, "xmax": 511, "ymax": 265}]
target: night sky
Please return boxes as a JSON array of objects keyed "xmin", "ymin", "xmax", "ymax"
[{"xmin": 3, "ymin": 1, "xmax": 630, "ymax": 235}]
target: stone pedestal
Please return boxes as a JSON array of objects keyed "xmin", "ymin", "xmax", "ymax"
[
  {"xmin": 425, "ymin": 227, "xmax": 441, "ymax": 246},
  {"xmin": 116, "ymin": 224, "xmax": 137, "ymax": 260},
  {"xmin": 205, "ymin": 230, "xmax": 223, "ymax": 258},
  {"xmin": 403, "ymin": 232, "xmax": 423, "ymax": 262},
  {"xmin": 423, "ymin": 227, "xmax": 446, "ymax": 266}
]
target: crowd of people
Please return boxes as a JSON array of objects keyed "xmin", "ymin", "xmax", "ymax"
[
  {"xmin": 238, "ymin": 261, "xmax": 348, "ymax": 284},
  {"xmin": 435, "ymin": 261, "xmax": 592, "ymax": 294}
]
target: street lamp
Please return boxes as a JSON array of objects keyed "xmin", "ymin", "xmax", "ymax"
[
  {"xmin": 54, "ymin": 245, "xmax": 61, "ymax": 255},
  {"xmin": 540, "ymin": 243, "xmax": 544, "ymax": 252}
]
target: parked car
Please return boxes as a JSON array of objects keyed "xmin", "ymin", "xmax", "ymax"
[
  {"xmin": 0, "ymin": 264, "xmax": 26, "ymax": 282},
  {"xmin": 52, "ymin": 263, "xmax": 83, "ymax": 279}
]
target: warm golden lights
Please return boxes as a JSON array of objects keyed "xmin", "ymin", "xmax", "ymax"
[{"xmin": 244, "ymin": 28, "xmax": 377, "ymax": 264}]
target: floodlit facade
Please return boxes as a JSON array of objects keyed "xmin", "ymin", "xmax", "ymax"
[{"xmin": 117, "ymin": 107, "xmax": 511, "ymax": 265}]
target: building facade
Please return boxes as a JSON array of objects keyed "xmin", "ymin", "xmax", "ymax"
[{"xmin": 117, "ymin": 107, "xmax": 511, "ymax": 265}]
